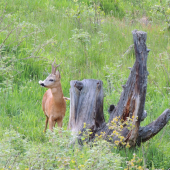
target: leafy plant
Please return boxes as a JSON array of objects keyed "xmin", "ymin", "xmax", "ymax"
[
  {"xmin": 125, "ymin": 153, "xmax": 144, "ymax": 170},
  {"xmin": 0, "ymin": 128, "xmax": 123, "ymax": 169},
  {"xmin": 0, "ymin": 0, "xmax": 170, "ymax": 169},
  {"xmin": 100, "ymin": 0, "xmax": 125, "ymax": 19},
  {"xmin": 70, "ymin": 28, "xmax": 91, "ymax": 55},
  {"xmin": 65, "ymin": 1, "xmax": 105, "ymax": 31},
  {"xmin": 151, "ymin": 0, "xmax": 170, "ymax": 31}
]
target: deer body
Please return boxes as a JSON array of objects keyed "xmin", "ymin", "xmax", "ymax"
[{"xmin": 39, "ymin": 61, "xmax": 66, "ymax": 132}]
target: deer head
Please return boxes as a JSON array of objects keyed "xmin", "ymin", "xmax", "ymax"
[{"xmin": 39, "ymin": 60, "xmax": 62, "ymax": 88}]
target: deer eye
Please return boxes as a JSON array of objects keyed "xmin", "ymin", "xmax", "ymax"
[{"xmin": 49, "ymin": 79, "xmax": 54, "ymax": 82}]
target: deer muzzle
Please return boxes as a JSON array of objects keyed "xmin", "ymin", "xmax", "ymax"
[{"xmin": 39, "ymin": 80, "xmax": 46, "ymax": 87}]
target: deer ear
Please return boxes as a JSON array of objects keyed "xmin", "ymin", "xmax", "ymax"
[{"xmin": 56, "ymin": 70, "xmax": 61, "ymax": 79}]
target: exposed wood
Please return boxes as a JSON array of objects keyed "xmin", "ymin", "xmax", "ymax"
[
  {"xmin": 68, "ymin": 30, "xmax": 170, "ymax": 147},
  {"xmin": 68, "ymin": 79, "xmax": 105, "ymax": 135},
  {"xmin": 137, "ymin": 109, "xmax": 170, "ymax": 145},
  {"xmin": 121, "ymin": 44, "xmax": 134, "ymax": 57},
  {"xmin": 104, "ymin": 30, "xmax": 149, "ymax": 146}
]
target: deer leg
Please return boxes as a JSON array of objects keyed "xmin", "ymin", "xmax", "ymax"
[
  {"xmin": 44, "ymin": 116, "xmax": 49, "ymax": 133},
  {"xmin": 56, "ymin": 118, "xmax": 63, "ymax": 128},
  {"xmin": 49, "ymin": 116, "xmax": 55, "ymax": 131},
  {"xmin": 53, "ymin": 120, "xmax": 57, "ymax": 127},
  {"xmin": 56, "ymin": 118, "xmax": 63, "ymax": 134}
]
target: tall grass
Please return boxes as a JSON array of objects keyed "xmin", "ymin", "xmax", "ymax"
[{"xmin": 0, "ymin": 0, "xmax": 170, "ymax": 169}]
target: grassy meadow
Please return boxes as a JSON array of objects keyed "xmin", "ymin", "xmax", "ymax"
[{"xmin": 0, "ymin": 0, "xmax": 170, "ymax": 169}]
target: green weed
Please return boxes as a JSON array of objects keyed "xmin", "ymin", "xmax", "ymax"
[{"xmin": 0, "ymin": 0, "xmax": 170, "ymax": 169}]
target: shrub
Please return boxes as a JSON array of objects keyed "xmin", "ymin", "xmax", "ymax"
[
  {"xmin": 100, "ymin": 0, "xmax": 125, "ymax": 19},
  {"xmin": 0, "ymin": 128, "xmax": 123, "ymax": 169}
]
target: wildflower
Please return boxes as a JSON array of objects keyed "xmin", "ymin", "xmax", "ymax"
[
  {"xmin": 112, "ymin": 130, "xmax": 117, "ymax": 134},
  {"xmin": 131, "ymin": 162, "xmax": 134, "ymax": 166},
  {"xmin": 114, "ymin": 140, "xmax": 119, "ymax": 145},
  {"xmin": 115, "ymin": 131, "xmax": 119, "ymax": 136},
  {"xmin": 126, "ymin": 143, "xmax": 130, "ymax": 148},
  {"xmin": 83, "ymin": 123, "xmax": 86, "ymax": 128},
  {"xmin": 98, "ymin": 135, "xmax": 102, "ymax": 139},
  {"xmin": 119, "ymin": 136, "xmax": 124, "ymax": 140},
  {"xmin": 71, "ymin": 160, "xmax": 75, "ymax": 163},
  {"xmin": 138, "ymin": 166, "xmax": 143, "ymax": 170},
  {"xmin": 120, "ymin": 124, "xmax": 123, "ymax": 129},
  {"xmin": 122, "ymin": 142, "xmax": 126, "ymax": 145}
]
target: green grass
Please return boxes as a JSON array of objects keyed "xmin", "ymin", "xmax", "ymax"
[{"xmin": 0, "ymin": 0, "xmax": 170, "ymax": 169}]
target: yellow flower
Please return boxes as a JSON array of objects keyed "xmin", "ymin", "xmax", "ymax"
[
  {"xmin": 138, "ymin": 166, "xmax": 143, "ymax": 170},
  {"xmin": 112, "ymin": 130, "xmax": 117, "ymax": 134},
  {"xmin": 83, "ymin": 123, "xmax": 86, "ymax": 128},
  {"xmin": 115, "ymin": 131, "xmax": 119, "ymax": 136},
  {"xmin": 131, "ymin": 162, "xmax": 134, "ymax": 166},
  {"xmin": 119, "ymin": 136, "xmax": 124, "ymax": 139},
  {"xmin": 122, "ymin": 142, "xmax": 126, "ymax": 145},
  {"xmin": 126, "ymin": 143, "xmax": 130, "ymax": 148},
  {"xmin": 71, "ymin": 160, "xmax": 75, "ymax": 163},
  {"xmin": 114, "ymin": 140, "xmax": 119, "ymax": 145},
  {"xmin": 120, "ymin": 125, "xmax": 123, "ymax": 129}
]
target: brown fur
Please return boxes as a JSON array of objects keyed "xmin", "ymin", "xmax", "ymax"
[{"xmin": 39, "ymin": 62, "xmax": 66, "ymax": 132}]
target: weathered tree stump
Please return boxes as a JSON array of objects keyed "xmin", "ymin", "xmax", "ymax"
[
  {"xmin": 68, "ymin": 79, "xmax": 105, "ymax": 134},
  {"xmin": 68, "ymin": 30, "xmax": 170, "ymax": 147}
]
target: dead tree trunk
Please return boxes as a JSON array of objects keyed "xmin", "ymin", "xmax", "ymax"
[{"xmin": 68, "ymin": 30, "xmax": 170, "ymax": 147}]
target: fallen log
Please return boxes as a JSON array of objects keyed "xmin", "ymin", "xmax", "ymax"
[{"xmin": 68, "ymin": 30, "xmax": 170, "ymax": 147}]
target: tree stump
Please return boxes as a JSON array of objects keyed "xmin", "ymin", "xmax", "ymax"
[
  {"xmin": 68, "ymin": 79, "xmax": 105, "ymax": 133},
  {"xmin": 68, "ymin": 30, "xmax": 170, "ymax": 147}
]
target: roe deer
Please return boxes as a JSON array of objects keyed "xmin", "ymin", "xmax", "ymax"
[{"xmin": 39, "ymin": 61, "xmax": 66, "ymax": 132}]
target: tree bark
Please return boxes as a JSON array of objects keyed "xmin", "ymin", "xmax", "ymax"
[
  {"xmin": 137, "ymin": 109, "xmax": 170, "ymax": 145},
  {"xmin": 68, "ymin": 79, "xmax": 105, "ymax": 135},
  {"xmin": 68, "ymin": 30, "xmax": 170, "ymax": 147},
  {"xmin": 103, "ymin": 30, "xmax": 149, "ymax": 146}
]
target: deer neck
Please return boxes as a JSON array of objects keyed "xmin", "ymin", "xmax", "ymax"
[{"xmin": 50, "ymin": 82, "xmax": 64, "ymax": 102}]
